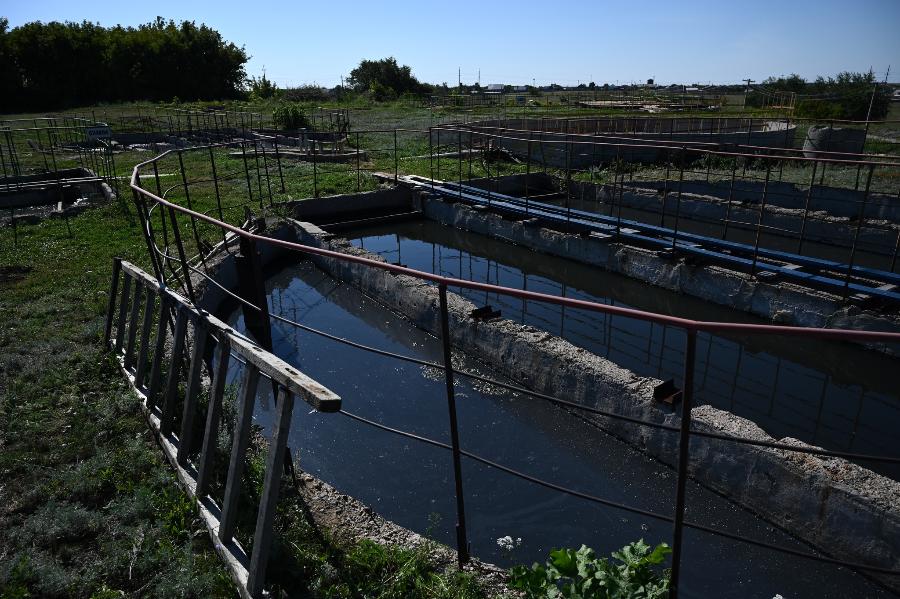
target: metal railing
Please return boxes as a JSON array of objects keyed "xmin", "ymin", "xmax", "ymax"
[{"xmin": 124, "ymin": 135, "xmax": 900, "ymax": 597}]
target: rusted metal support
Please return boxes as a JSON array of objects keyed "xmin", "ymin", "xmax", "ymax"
[
  {"xmin": 668, "ymin": 328, "xmax": 697, "ymax": 599},
  {"xmin": 844, "ymin": 165, "xmax": 875, "ymax": 296},
  {"xmin": 438, "ymin": 284, "xmax": 470, "ymax": 567},
  {"xmin": 236, "ymin": 234, "xmax": 273, "ymax": 351}
]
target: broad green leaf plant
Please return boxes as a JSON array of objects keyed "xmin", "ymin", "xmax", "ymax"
[{"xmin": 509, "ymin": 540, "xmax": 671, "ymax": 599}]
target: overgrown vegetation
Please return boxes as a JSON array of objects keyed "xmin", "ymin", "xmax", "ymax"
[
  {"xmin": 747, "ymin": 71, "xmax": 891, "ymax": 120},
  {"xmin": 0, "ymin": 17, "xmax": 248, "ymax": 111},
  {"xmin": 272, "ymin": 102, "xmax": 312, "ymax": 130},
  {"xmin": 509, "ymin": 541, "xmax": 671, "ymax": 599}
]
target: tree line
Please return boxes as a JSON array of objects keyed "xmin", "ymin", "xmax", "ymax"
[
  {"xmin": 747, "ymin": 71, "xmax": 891, "ymax": 120},
  {"xmin": 0, "ymin": 17, "xmax": 248, "ymax": 113}
]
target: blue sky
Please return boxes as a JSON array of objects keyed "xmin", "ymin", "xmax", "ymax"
[{"xmin": 4, "ymin": 0, "xmax": 899, "ymax": 87}]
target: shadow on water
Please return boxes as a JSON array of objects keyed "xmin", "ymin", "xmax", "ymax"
[{"xmin": 221, "ymin": 257, "xmax": 896, "ymax": 599}]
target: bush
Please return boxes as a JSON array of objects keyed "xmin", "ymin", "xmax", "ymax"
[
  {"xmin": 272, "ymin": 103, "xmax": 311, "ymax": 130},
  {"xmin": 509, "ymin": 540, "xmax": 671, "ymax": 598}
]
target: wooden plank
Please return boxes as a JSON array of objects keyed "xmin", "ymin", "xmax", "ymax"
[
  {"xmin": 247, "ymin": 388, "xmax": 294, "ymax": 597},
  {"xmin": 134, "ymin": 288, "xmax": 157, "ymax": 389},
  {"xmin": 146, "ymin": 294, "xmax": 170, "ymax": 409},
  {"xmin": 178, "ymin": 318, "xmax": 209, "ymax": 466},
  {"xmin": 228, "ymin": 333, "xmax": 341, "ymax": 413},
  {"xmin": 103, "ymin": 258, "xmax": 122, "ymax": 345},
  {"xmin": 160, "ymin": 307, "xmax": 188, "ymax": 436},
  {"xmin": 124, "ymin": 281, "xmax": 143, "ymax": 370},
  {"xmin": 219, "ymin": 364, "xmax": 260, "ymax": 544},
  {"xmin": 114, "ymin": 274, "xmax": 132, "ymax": 353},
  {"xmin": 196, "ymin": 335, "xmax": 231, "ymax": 496},
  {"xmin": 121, "ymin": 259, "xmax": 340, "ymax": 413}
]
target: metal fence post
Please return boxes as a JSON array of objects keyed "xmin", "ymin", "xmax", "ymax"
[
  {"xmin": 751, "ymin": 164, "xmax": 772, "ymax": 276},
  {"xmin": 797, "ymin": 160, "xmax": 819, "ymax": 255},
  {"xmin": 668, "ymin": 328, "xmax": 697, "ymax": 599},
  {"xmin": 844, "ymin": 164, "xmax": 875, "ymax": 296},
  {"xmin": 671, "ymin": 148, "xmax": 686, "ymax": 251},
  {"xmin": 438, "ymin": 283, "xmax": 470, "ymax": 567},
  {"xmin": 394, "ymin": 129, "xmax": 399, "ymax": 183}
]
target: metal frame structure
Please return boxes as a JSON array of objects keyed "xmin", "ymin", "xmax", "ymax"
[{"xmin": 126, "ymin": 134, "xmax": 900, "ymax": 597}]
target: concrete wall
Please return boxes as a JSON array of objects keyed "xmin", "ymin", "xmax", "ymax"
[
  {"xmin": 290, "ymin": 216, "xmax": 900, "ymax": 591},
  {"xmin": 621, "ymin": 178, "xmax": 900, "ymax": 223},
  {"xmin": 464, "ymin": 118, "xmax": 797, "ymax": 167},
  {"xmin": 417, "ymin": 193, "xmax": 900, "ymax": 355},
  {"xmin": 290, "ymin": 187, "xmax": 413, "ymax": 224}
]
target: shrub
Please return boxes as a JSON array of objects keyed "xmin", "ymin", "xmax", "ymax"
[
  {"xmin": 272, "ymin": 103, "xmax": 311, "ymax": 130},
  {"xmin": 509, "ymin": 540, "xmax": 671, "ymax": 598}
]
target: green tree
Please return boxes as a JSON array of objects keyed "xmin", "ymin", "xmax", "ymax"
[
  {"xmin": 347, "ymin": 57, "xmax": 428, "ymax": 100},
  {"xmin": 0, "ymin": 17, "xmax": 248, "ymax": 112}
]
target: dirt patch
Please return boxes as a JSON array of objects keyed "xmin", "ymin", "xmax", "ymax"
[{"xmin": 0, "ymin": 265, "xmax": 33, "ymax": 284}]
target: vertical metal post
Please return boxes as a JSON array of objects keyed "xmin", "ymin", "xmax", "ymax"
[
  {"xmin": 721, "ymin": 158, "xmax": 738, "ymax": 240},
  {"xmin": 167, "ymin": 206, "xmax": 197, "ymax": 305},
  {"xmin": 660, "ymin": 157, "xmax": 671, "ymax": 227},
  {"xmin": 274, "ymin": 136, "xmax": 285, "ymax": 193},
  {"xmin": 208, "ymin": 147, "xmax": 227, "ymax": 247},
  {"xmin": 241, "ymin": 141, "xmax": 254, "ymax": 203},
  {"xmin": 312, "ymin": 141, "xmax": 318, "ymax": 198},
  {"xmin": 671, "ymin": 149, "xmax": 686, "ymax": 251},
  {"xmin": 394, "ymin": 129, "xmax": 399, "ymax": 183},
  {"xmin": 797, "ymin": 160, "xmax": 819, "ymax": 255},
  {"xmin": 668, "ymin": 328, "xmax": 697, "ymax": 599},
  {"xmin": 356, "ymin": 131, "xmax": 361, "ymax": 192},
  {"xmin": 525, "ymin": 130, "xmax": 532, "ymax": 210},
  {"xmin": 844, "ymin": 165, "xmax": 875, "ymax": 295},
  {"xmin": 438, "ymin": 284, "xmax": 469, "ymax": 567},
  {"xmin": 750, "ymin": 165, "xmax": 772, "ymax": 276}
]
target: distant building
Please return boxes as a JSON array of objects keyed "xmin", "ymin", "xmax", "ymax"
[{"xmin": 486, "ymin": 83, "xmax": 504, "ymax": 92}]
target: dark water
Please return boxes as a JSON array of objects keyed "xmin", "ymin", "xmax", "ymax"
[
  {"xmin": 224, "ymin": 259, "xmax": 896, "ymax": 599},
  {"xmin": 346, "ymin": 220, "xmax": 900, "ymax": 480}
]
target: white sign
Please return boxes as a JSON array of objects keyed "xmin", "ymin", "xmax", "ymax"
[{"xmin": 85, "ymin": 126, "xmax": 112, "ymax": 140}]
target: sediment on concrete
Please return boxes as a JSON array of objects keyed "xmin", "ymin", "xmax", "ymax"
[
  {"xmin": 416, "ymin": 191, "xmax": 900, "ymax": 356},
  {"xmin": 290, "ymin": 215, "xmax": 900, "ymax": 591}
]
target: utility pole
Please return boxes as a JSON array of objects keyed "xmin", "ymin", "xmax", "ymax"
[
  {"xmin": 742, "ymin": 78, "xmax": 754, "ymax": 110},
  {"xmin": 458, "ymin": 67, "xmax": 461, "ymax": 91},
  {"xmin": 478, "ymin": 68, "xmax": 480, "ymax": 87}
]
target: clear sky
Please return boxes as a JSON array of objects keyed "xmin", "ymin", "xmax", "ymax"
[{"xmin": 4, "ymin": 0, "xmax": 899, "ymax": 88}]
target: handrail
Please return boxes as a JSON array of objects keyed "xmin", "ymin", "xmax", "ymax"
[
  {"xmin": 130, "ymin": 152, "xmax": 900, "ymax": 344},
  {"xmin": 126, "ymin": 134, "xmax": 900, "ymax": 598}
]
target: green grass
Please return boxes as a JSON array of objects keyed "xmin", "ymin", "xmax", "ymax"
[
  {"xmin": 2, "ymin": 98, "xmax": 896, "ymax": 597},
  {"xmin": 0, "ymin": 119, "xmax": 496, "ymax": 596}
]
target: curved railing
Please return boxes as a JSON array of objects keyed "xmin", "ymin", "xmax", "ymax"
[{"xmin": 128, "ymin": 133, "xmax": 900, "ymax": 598}]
